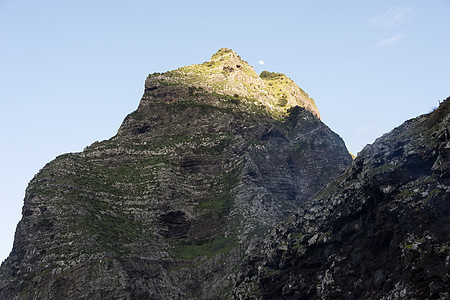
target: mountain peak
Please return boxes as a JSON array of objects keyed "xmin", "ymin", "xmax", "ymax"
[
  {"xmin": 146, "ymin": 49, "xmax": 320, "ymax": 118},
  {"xmin": 0, "ymin": 48, "xmax": 352, "ymax": 299},
  {"xmin": 210, "ymin": 48, "xmax": 241, "ymax": 62}
]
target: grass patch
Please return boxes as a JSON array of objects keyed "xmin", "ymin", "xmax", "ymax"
[
  {"xmin": 172, "ymin": 234, "xmax": 238, "ymax": 260},
  {"xmin": 398, "ymin": 189, "xmax": 415, "ymax": 198},
  {"xmin": 196, "ymin": 167, "xmax": 240, "ymax": 216},
  {"xmin": 197, "ymin": 192, "xmax": 233, "ymax": 215},
  {"xmin": 260, "ymin": 71, "xmax": 285, "ymax": 80}
]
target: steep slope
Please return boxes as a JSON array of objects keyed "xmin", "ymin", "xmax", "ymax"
[
  {"xmin": 0, "ymin": 49, "xmax": 351, "ymax": 299},
  {"xmin": 234, "ymin": 98, "xmax": 450, "ymax": 299}
]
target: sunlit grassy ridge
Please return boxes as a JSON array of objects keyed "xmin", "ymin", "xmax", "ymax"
[
  {"xmin": 147, "ymin": 48, "xmax": 320, "ymax": 118},
  {"xmin": 260, "ymin": 70, "xmax": 319, "ymax": 118}
]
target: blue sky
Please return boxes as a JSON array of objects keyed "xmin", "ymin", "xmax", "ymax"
[{"xmin": 0, "ymin": 0, "xmax": 449, "ymax": 261}]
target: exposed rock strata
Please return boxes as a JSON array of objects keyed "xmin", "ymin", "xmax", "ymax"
[
  {"xmin": 234, "ymin": 98, "xmax": 450, "ymax": 299},
  {"xmin": 0, "ymin": 49, "xmax": 351, "ymax": 299}
]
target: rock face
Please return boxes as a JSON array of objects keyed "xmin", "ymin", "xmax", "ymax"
[
  {"xmin": 234, "ymin": 98, "xmax": 450, "ymax": 299},
  {"xmin": 0, "ymin": 49, "xmax": 351, "ymax": 299}
]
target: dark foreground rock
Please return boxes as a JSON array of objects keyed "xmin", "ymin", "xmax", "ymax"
[{"xmin": 234, "ymin": 98, "xmax": 450, "ymax": 299}]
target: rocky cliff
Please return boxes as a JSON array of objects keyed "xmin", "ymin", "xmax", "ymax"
[
  {"xmin": 234, "ymin": 98, "xmax": 450, "ymax": 299},
  {"xmin": 0, "ymin": 49, "xmax": 351, "ymax": 299}
]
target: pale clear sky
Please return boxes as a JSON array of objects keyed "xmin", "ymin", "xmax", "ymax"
[{"xmin": 1, "ymin": 0, "xmax": 449, "ymax": 262}]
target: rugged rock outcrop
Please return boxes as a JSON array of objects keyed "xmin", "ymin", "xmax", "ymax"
[
  {"xmin": 0, "ymin": 49, "xmax": 351, "ymax": 299},
  {"xmin": 234, "ymin": 98, "xmax": 450, "ymax": 299}
]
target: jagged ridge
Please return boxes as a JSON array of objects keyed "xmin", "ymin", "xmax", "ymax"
[{"xmin": 234, "ymin": 98, "xmax": 450, "ymax": 299}]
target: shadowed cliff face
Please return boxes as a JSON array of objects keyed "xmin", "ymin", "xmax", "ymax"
[
  {"xmin": 0, "ymin": 49, "xmax": 351, "ymax": 299},
  {"xmin": 234, "ymin": 98, "xmax": 450, "ymax": 299}
]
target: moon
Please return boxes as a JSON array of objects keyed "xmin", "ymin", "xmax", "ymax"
[{"xmin": 258, "ymin": 60, "xmax": 264, "ymax": 65}]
